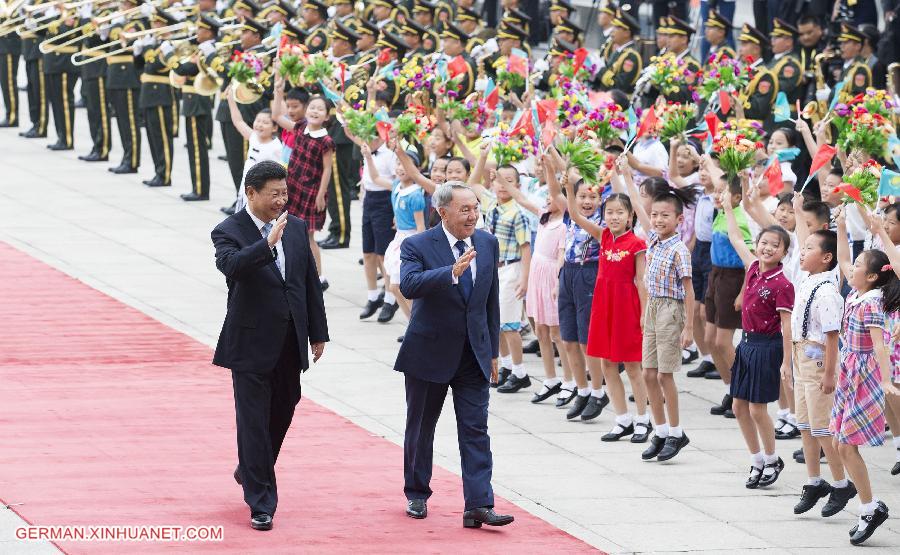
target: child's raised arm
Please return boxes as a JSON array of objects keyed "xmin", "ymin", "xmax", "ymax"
[
  {"xmin": 562, "ymin": 172, "xmax": 603, "ymax": 241},
  {"xmin": 544, "ymin": 146, "xmax": 568, "ymax": 214},
  {"xmin": 620, "ymin": 155, "xmax": 651, "ymax": 232},
  {"xmin": 361, "ymin": 143, "xmax": 393, "ymax": 190},
  {"xmin": 792, "ymin": 192, "xmax": 810, "ymax": 248},
  {"xmin": 834, "ymin": 205, "xmax": 853, "ymax": 280},
  {"xmin": 466, "ymin": 140, "xmax": 491, "ymax": 200},
  {"xmin": 225, "ymin": 85, "xmax": 253, "ymax": 139},
  {"xmin": 271, "ymin": 67, "xmax": 296, "ymax": 132},
  {"xmin": 392, "ymin": 140, "xmax": 436, "ymax": 194},
  {"xmin": 667, "ymin": 137, "xmax": 688, "ymax": 189},
  {"xmin": 866, "ymin": 212, "xmax": 900, "ymax": 277},
  {"xmin": 721, "ymin": 187, "xmax": 756, "ymax": 269},
  {"xmin": 743, "ymin": 182, "xmax": 777, "ymax": 228}
]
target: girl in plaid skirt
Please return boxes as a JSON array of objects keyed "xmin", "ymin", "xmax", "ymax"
[
  {"xmin": 834, "ymin": 208, "xmax": 900, "ymax": 545},
  {"xmin": 284, "ymin": 96, "xmax": 334, "ymax": 285}
]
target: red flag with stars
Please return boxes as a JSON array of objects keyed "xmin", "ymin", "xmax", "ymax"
[
  {"xmin": 536, "ymin": 99, "xmax": 558, "ymax": 124},
  {"xmin": 448, "ymin": 55, "xmax": 469, "ymax": 78},
  {"xmin": 376, "ymin": 121, "xmax": 392, "ymax": 143},
  {"xmin": 718, "ymin": 90, "xmax": 731, "ymax": 114},
  {"xmin": 572, "ymin": 47, "xmax": 589, "ymax": 75},
  {"xmin": 636, "ymin": 108, "xmax": 658, "ymax": 139},
  {"xmin": 834, "ymin": 183, "xmax": 863, "ymax": 203},
  {"xmin": 764, "ymin": 159, "xmax": 784, "ymax": 196},
  {"xmin": 507, "ymin": 53, "xmax": 528, "ymax": 77}
]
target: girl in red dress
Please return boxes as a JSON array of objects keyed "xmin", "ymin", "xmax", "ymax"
[
  {"xmin": 284, "ymin": 95, "xmax": 334, "ymax": 286},
  {"xmin": 570, "ymin": 191, "xmax": 651, "ymax": 443}
]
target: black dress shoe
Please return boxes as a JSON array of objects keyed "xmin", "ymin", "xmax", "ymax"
[
  {"xmin": 320, "ymin": 279, "xmax": 329, "ymax": 292},
  {"xmin": 850, "ymin": 501, "xmax": 889, "ymax": 545},
  {"xmin": 794, "ymin": 481, "xmax": 832, "ymax": 514},
  {"xmin": 723, "ymin": 408, "xmax": 736, "ymax": 419},
  {"xmin": 233, "ymin": 465, "xmax": 242, "ymax": 485},
  {"xmin": 522, "ymin": 339, "xmax": 540, "ymax": 354},
  {"xmin": 0, "ymin": 119, "xmax": 15, "ymax": 127},
  {"xmin": 462, "ymin": 507, "xmax": 514, "ymax": 528},
  {"xmin": 217, "ymin": 154, "xmax": 228, "ymax": 161},
  {"xmin": 757, "ymin": 457, "xmax": 785, "ymax": 487},
  {"xmin": 555, "ymin": 387, "xmax": 577, "ymax": 407},
  {"xmin": 180, "ymin": 192, "xmax": 209, "ymax": 201},
  {"xmin": 47, "ymin": 141, "xmax": 73, "ymax": 151},
  {"xmin": 566, "ymin": 394, "xmax": 589, "ymax": 420},
  {"xmin": 360, "ymin": 298, "xmax": 384, "ymax": 319},
  {"xmin": 602, "ymin": 423, "xmax": 635, "ymax": 441},
  {"xmin": 704, "ymin": 369, "xmax": 721, "ymax": 379},
  {"xmin": 580, "ymin": 394, "xmax": 609, "ymax": 421},
  {"xmin": 822, "ymin": 481, "xmax": 857, "ymax": 517},
  {"xmin": 147, "ymin": 179, "xmax": 171, "ymax": 187},
  {"xmin": 687, "ymin": 360, "xmax": 716, "ymax": 378},
  {"xmin": 109, "ymin": 164, "xmax": 138, "ymax": 174},
  {"xmin": 710, "ymin": 394, "xmax": 733, "ymax": 416},
  {"xmin": 406, "ymin": 499, "xmax": 427, "ymax": 519},
  {"xmin": 641, "ymin": 435, "xmax": 666, "ymax": 460},
  {"xmin": 318, "ymin": 236, "xmax": 350, "ymax": 249},
  {"xmin": 631, "ymin": 421, "xmax": 653, "ymax": 443},
  {"xmin": 20, "ymin": 128, "xmax": 46, "ymax": 138},
  {"xmin": 377, "ymin": 301, "xmax": 399, "ymax": 323},
  {"xmin": 656, "ymin": 433, "xmax": 690, "ymax": 461},
  {"xmin": 531, "ymin": 381, "xmax": 562, "ymax": 403},
  {"xmin": 250, "ymin": 513, "xmax": 273, "ymax": 531},
  {"xmin": 793, "ymin": 448, "xmax": 804, "ymax": 462},
  {"xmin": 497, "ymin": 374, "xmax": 531, "ymax": 393},
  {"xmin": 491, "ymin": 367, "xmax": 511, "ymax": 388},
  {"xmin": 78, "ymin": 152, "xmax": 107, "ymax": 162},
  {"xmin": 745, "ymin": 466, "xmax": 763, "ymax": 489},
  {"xmin": 892, "ymin": 460, "xmax": 900, "ymax": 476},
  {"xmin": 682, "ymin": 349, "xmax": 699, "ymax": 364},
  {"xmin": 775, "ymin": 422, "xmax": 801, "ymax": 440}
]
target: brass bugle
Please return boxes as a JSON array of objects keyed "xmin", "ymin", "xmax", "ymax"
[
  {"xmin": 38, "ymin": 1, "xmax": 145, "ymax": 53},
  {"xmin": 71, "ymin": 27, "xmax": 193, "ymax": 66},
  {"xmin": 121, "ymin": 20, "xmax": 192, "ymax": 41}
]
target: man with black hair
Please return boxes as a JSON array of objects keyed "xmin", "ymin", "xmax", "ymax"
[
  {"xmin": 858, "ymin": 24, "xmax": 886, "ymax": 89},
  {"xmin": 212, "ymin": 160, "xmax": 329, "ymax": 532},
  {"xmin": 596, "ymin": 9, "xmax": 642, "ymax": 95}
]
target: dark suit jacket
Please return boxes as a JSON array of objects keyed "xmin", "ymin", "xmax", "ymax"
[
  {"xmin": 394, "ymin": 225, "xmax": 500, "ymax": 383},
  {"xmin": 212, "ymin": 210, "xmax": 329, "ymax": 373}
]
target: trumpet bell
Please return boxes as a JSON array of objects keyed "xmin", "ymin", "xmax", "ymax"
[
  {"xmin": 193, "ymin": 72, "xmax": 219, "ymax": 96},
  {"xmin": 233, "ymin": 81, "xmax": 263, "ymax": 104},
  {"xmin": 801, "ymin": 100, "xmax": 821, "ymax": 121},
  {"xmin": 169, "ymin": 71, "xmax": 187, "ymax": 89}
]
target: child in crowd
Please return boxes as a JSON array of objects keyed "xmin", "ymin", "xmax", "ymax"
[
  {"xmin": 271, "ymin": 70, "xmax": 309, "ymax": 163},
  {"xmin": 568, "ymin": 179, "xmax": 651, "ymax": 443},
  {"xmin": 623, "ymin": 156, "xmax": 697, "ymax": 462},
  {"xmin": 283, "ymin": 95, "xmax": 333, "ymax": 288},
  {"xmin": 721, "ymin": 191, "xmax": 793, "ymax": 489},
  {"xmin": 765, "ymin": 127, "xmax": 800, "ymax": 189},
  {"xmin": 227, "ymin": 87, "xmax": 283, "ymax": 214},
  {"xmin": 834, "ymin": 207, "xmax": 900, "ymax": 545}
]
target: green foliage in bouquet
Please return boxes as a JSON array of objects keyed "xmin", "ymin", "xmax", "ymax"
[
  {"xmin": 394, "ymin": 113, "xmax": 418, "ymax": 142},
  {"xmin": 556, "ymin": 138, "xmax": 606, "ymax": 184},
  {"xmin": 343, "ymin": 109, "xmax": 377, "ymax": 142},
  {"xmin": 496, "ymin": 70, "xmax": 526, "ymax": 92},
  {"xmin": 658, "ymin": 103, "xmax": 696, "ymax": 142},
  {"xmin": 302, "ymin": 56, "xmax": 335, "ymax": 84},
  {"xmin": 839, "ymin": 161, "xmax": 882, "ymax": 208}
]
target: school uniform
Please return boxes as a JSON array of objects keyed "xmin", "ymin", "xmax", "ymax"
[
  {"xmin": 558, "ymin": 209, "xmax": 602, "ymax": 345},
  {"xmin": 360, "ymin": 147, "xmax": 398, "ymax": 256}
]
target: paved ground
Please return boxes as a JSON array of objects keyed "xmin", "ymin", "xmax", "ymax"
[{"xmin": 1, "ymin": 42, "xmax": 900, "ymax": 555}]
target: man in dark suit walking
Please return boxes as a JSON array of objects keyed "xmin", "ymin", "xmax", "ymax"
[
  {"xmin": 212, "ymin": 161, "xmax": 329, "ymax": 531},
  {"xmin": 395, "ymin": 182, "xmax": 514, "ymax": 529}
]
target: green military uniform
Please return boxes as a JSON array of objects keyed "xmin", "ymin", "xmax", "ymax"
[
  {"xmin": 705, "ymin": 44, "xmax": 736, "ymax": 68},
  {"xmin": 41, "ymin": 13, "xmax": 78, "ymax": 149},
  {"xmin": 834, "ymin": 24, "xmax": 872, "ymax": 100},
  {"xmin": 657, "ymin": 17, "xmax": 700, "ymax": 105},
  {"xmin": 78, "ymin": 12, "xmax": 112, "ymax": 161},
  {"xmin": 0, "ymin": 24, "xmax": 22, "ymax": 126},
  {"xmin": 742, "ymin": 60, "xmax": 778, "ymax": 121},
  {"xmin": 373, "ymin": 32, "xmax": 406, "ymax": 109},
  {"xmin": 18, "ymin": 17, "xmax": 47, "ymax": 137},
  {"xmin": 596, "ymin": 10, "xmax": 642, "ymax": 95},
  {"xmin": 441, "ymin": 23, "xmax": 477, "ymax": 99},
  {"xmin": 703, "ymin": 8, "xmax": 736, "ymax": 68},
  {"xmin": 766, "ymin": 18, "xmax": 804, "ymax": 121},
  {"xmin": 106, "ymin": 13, "xmax": 147, "ymax": 172},
  {"xmin": 303, "ymin": 0, "xmax": 331, "ymax": 54},
  {"xmin": 455, "ymin": 7, "xmax": 486, "ymax": 55}
]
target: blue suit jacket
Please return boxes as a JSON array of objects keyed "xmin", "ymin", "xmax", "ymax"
[{"xmin": 394, "ymin": 225, "xmax": 500, "ymax": 383}]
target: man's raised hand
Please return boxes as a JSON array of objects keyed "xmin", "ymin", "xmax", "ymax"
[
  {"xmin": 452, "ymin": 247, "xmax": 477, "ymax": 278},
  {"xmin": 268, "ymin": 212, "xmax": 288, "ymax": 247}
]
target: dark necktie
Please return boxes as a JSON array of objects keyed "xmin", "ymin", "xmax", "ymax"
[{"xmin": 455, "ymin": 240, "xmax": 473, "ymax": 301}]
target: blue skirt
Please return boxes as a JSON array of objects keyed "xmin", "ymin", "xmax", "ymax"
[{"xmin": 729, "ymin": 332, "xmax": 783, "ymax": 404}]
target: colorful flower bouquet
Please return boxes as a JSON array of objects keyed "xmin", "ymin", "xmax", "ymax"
[
  {"xmin": 496, "ymin": 69, "xmax": 526, "ymax": 94},
  {"xmin": 394, "ymin": 105, "xmax": 434, "ymax": 143},
  {"xmin": 650, "ymin": 55, "xmax": 691, "ymax": 97},
  {"xmin": 228, "ymin": 50, "xmax": 264, "ymax": 83},
  {"xmin": 342, "ymin": 108, "xmax": 377, "ymax": 142},
  {"xmin": 557, "ymin": 51, "xmax": 593, "ymax": 83},
  {"xmin": 437, "ymin": 97, "xmax": 478, "ymax": 125},
  {"xmin": 277, "ymin": 42, "xmax": 306, "ymax": 86},
  {"xmin": 658, "ymin": 102, "xmax": 697, "ymax": 142},
  {"xmin": 301, "ymin": 52, "xmax": 335, "ymax": 85},
  {"xmin": 491, "ymin": 122, "xmax": 537, "ymax": 166},
  {"xmin": 394, "ymin": 57, "xmax": 437, "ymax": 94},
  {"xmin": 695, "ymin": 55, "xmax": 752, "ymax": 103},
  {"xmin": 580, "ymin": 101, "xmax": 629, "ymax": 144},
  {"xmin": 837, "ymin": 160, "xmax": 882, "ymax": 207},
  {"xmin": 712, "ymin": 123, "xmax": 764, "ymax": 178},
  {"xmin": 832, "ymin": 92, "xmax": 896, "ymax": 157},
  {"xmin": 556, "ymin": 137, "xmax": 606, "ymax": 184}
]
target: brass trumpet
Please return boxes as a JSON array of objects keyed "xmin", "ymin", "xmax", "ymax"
[
  {"xmin": 38, "ymin": 1, "xmax": 146, "ymax": 53},
  {"xmin": 71, "ymin": 22, "xmax": 194, "ymax": 66}
]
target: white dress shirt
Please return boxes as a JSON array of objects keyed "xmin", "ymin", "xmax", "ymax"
[
  {"xmin": 443, "ymin": 224, "xmax": 476, "ymax": 285},
  {"xmin": 360, "ymin": 147, "xmax": 398, "ymax": 192},
  {"xmin": 247, "ymin": 207, "xmax": 286, "ymax": 280}
]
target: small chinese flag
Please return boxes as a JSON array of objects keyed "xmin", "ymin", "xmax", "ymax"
[
  {"xmin": 636, "ymin": 108, "xmax": 658, "ymax": 138},
  {"xmin": 507, "ymin": 53, "xmax": 528, "ymax": 77},
  {"xmin": 834, "ymin": 183, "xmax": 863, "ymax": 203},
  {"xmin": 376, "ymin": 121, "xmax": 392, "ymax": 143},
  {"xmin": 572, "ymin": 48, "xmax": 589, "ymax": 75},
  {"xmin": 718, "ymin": 90, "xmax": 731, "ymax": 114},
  {"xmin": 764, "ymin": 159, "xmax": 784, "ymax": 196},
  {"xmin": 448, "ymin": 55, "xmax": 468, "ymax": 78},
  {"xmin": 536, "ymin": 98, "xmax": 558, "ymax": 124}
]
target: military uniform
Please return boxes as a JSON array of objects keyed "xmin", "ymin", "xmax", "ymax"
[
  {"xmin": 303, "ymin": 0, "xmax": 331, "ymax": 54},
  {"xmin": 78, "ymin": 12, "xmax": 112, "ymax": 161},
  {"xmin": 596, "ymin": 10, "xmax": 642, "ymax": 95},
  {"xmin": 0, "ymin": 25, "xmax": 22, "ymax": 126},
  {"xmin": 41, "ymin": 14, "xmax": 78, "ymax": 149},
  {"xmin": 440, "ymin": 23, "xmax": 477, "ymax": 99},
  {"xmin": 18, "ymin": 18, "xmax": 47, "ymax": 137},
  {"xmin": 106, "ymin": 13, "xmax": 147, "ymax": 172},
  {"xmin": 703, "ymin": 8, "xmax": 735, "ymax": 68},
  {"xmin": 833, "ymin": 24, "xmax": 872, "ymax": 99},
  {"xmin": 372, "ymin": 32, "xmax": 406, "ymax": 109},
  {"xmin": 765, "ymin": 19, "xmax": 804, "ymax": 118},
  {"xmin": 742, "ymin": 59, "xmax": 778, "ymax": 122}
]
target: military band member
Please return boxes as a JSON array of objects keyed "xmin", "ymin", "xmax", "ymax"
[
  {"xmin": 167, "ymin": 14, "xmax": 220, "ymax": 201},
  {"xmin": 302, "ymin": 0, "xmax": 330, "ymax": 54},
  {"xmin": 455, "ymin": 7, "xmax": 486, "ymax": 55},
  {"xmin": 441, "ymin": 22, "xmax": 476, "ymax": 98},
  {"xmin": 550, "ymin": 0, "xmax": 575, "ymax": 27},
  {"xmin": 502, "ymin": 6, "xmax": 530, "ymax": 37},
  {"xmin": 231, "ymin": 0, "xmax": 261, "ymax": 22},
  {"xmin": 738, "ymin": 24, "xmax": 777, "ymax": 123},
  {"xmin": 553, "ymin": 17, "xmax": 582, "ymax": 49},
  {"xmin": 796, "ymin": 14, "xmax": 828, "ymax": 105},
  {"xmin": 18, "ymin": 4, "xmax": 48, "ymax": 138},
  {"xmin": 320, "ymin": 21, "xmax": 361, "ymax": 250},
  {"xmin": 659, "ymin": 17, "xmax": 700, "ymax": 105},
  {"xmin": 77, "ymin": 2, "xmax": 112, "ymax": 162},
  {"xmin": 372, "ymin": 31, "xmax": 406, "ymax": 109},
  {"xmin": 859, "ymin": 24, "xmax": 886, "ymax": 89},
  {"xmin": 400, "ymin": 18, "xmax": 431, "ymax": 59},
  {"xmin": 42, "ymin": 5, "xmax": 79, "ymax": 150},
  {"xmin": 596, "ymin": 9, "xmax": 642, "ymax": 95},
  {"xmin": 826, "ymin": 23, "xmax": 872, "ymax": 101},
  {"xmin": 767, "ymin": 19, "xmax": 804, "ymax": 109},
  {"xmin": 137, "ymin": 8, "xmax": 180, "ymax": 187},
  {"xmin": 594, "ymin": 1, "xmax": 617, "ymax": 60},
  {"xmin": 704, "ymin": 8, "xmax": 735, "ymax": 67},
  {"xmin": 370, "ymin": 0, "xmax": 398, "ymax": 34},
  {"xmin": 260, "ymin": 0, "xmax": 295, "ymax": 26},
  {"xmin": 331, "ymin": 0, "xmax": 361, "ymax": 32},
  {"xmin": 105, "ymin": 0, "xmax": 147, "ymax": 174},
  {"xmin": 0, "ymin": 9, "xmax": 22, "ymax": 127},
  {"xmin": 486, "ymin": 22, "xmax": 528, "ymax": 81},
  {"xmin": 411, "ymin": 2, "xmax": 441, "ymax": 54}
]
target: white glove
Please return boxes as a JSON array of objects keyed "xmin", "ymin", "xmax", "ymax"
[
  {"xmin": 111, "ymin": 15, "xmax": 125, "ymax": 25},
  {"xmin": 474, "ymin": 77, "xmax": 487, "ymax": 92},
  {"xmin": 482, "ymin": 38, "xmax": 499, "ymax": 56},
  {"xmin": 327, "ymin": 6, "xmax": 336, "ymax": 17},
  {"xmin": 78, "ymin": 3, "xmax": 93, "ymax": 19},
  {"xmin": 25, "ymin": 18, "xmax": 38, "ymax": 29},
  {"xmin": 468, "ymin": 44, "xmax": 484, "ymax": 59},
  {"xmin": 533, "ymin": 58, "xmax": 549, "ymax": 73},
  {"xmin": 140, "ymin": 3, "xmax": 154, "ymax": 18},
  {"xmin": 216, "ymin": 0, "xmax": 228, "ymax": 13},
  {"xmin": 815, "ymin": 88, "xmax": 831, "ymax": 102},
  {"xmin": 159, "ymin": 40, "xmax": 174, "ymax": 55},
  {"xmin": 199, "ymin": 39, "xmax": 216, "ymax": 56}
]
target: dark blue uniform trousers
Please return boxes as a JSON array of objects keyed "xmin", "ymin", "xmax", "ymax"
[{"xmin": 403, "ymin": 340, "xmax": 494, "ymax": 511}]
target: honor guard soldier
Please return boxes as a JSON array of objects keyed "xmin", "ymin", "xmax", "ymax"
[
  {"xmin": 596, "ymin": 9, "xmax": 642, "ymax": 95},
  {"xmin": 166, "ymin": 14, "xmax": 220, "ymax": 201},
  {"xmin": 195, "ymin": 0, "xmax": 217, "ymax": 16},
  {"xmin": 343, "ymin": 19, "xmax": 379, "ymax": 107},
  {"xmin": 231, "ymin": 0, "xmax": 261, "ymax": 22},
  {"xmin": 767, "ymin": 19, "xmax": 804, "ymax": 108},
  {"xmin": 660, "ymin": 17, "xmax": 700, "ymax": 105},
  {"xmin": 0, "ymin": 3, "xmax": 22, "ymax": 127},
  {"xmin": 302, "ymin": 0, "xmax": 330, "ymax": 54},
  {"xmin": 455, "ymin": 7, "xmax": 486, "ymax": 55},
  {"xmin": 77, "ymin": 1, "xmax": 112, "ymax": 162},
  {"xmin": 704, "ymin": 8, "xmax": 735, "ymax": 67},
  {"xmin": 536, "ymin": 37, "xmax": 577, "ymax": 92},
  {"xmin": 441, "ymin": 23, "xmax": 476, "ymax": 98},
  {"xmin": 319, "ymin": 21, "xmax": 361, "ymax": 250},
  {"xmin": 41, "ymin": 3, "xmax": 79, "ymax": 150},
  {"xmin": 137, "ymin": 8, "xmax": 180, "ymax": 188},
  {"xmin": 373, "ymin": 31, "xmax": 406, "ymax": 109},
  {"xmin": 331, "ymin": 0, "xmax": 361, "ymax": 32},
  {"xmin": 503, "ymin": 6, "xmax": 531, "ymax": 36},
  {"xmin": 487, "ymin": 23, "xmax": 528, "ymax": 97},
  {"xmin": 370, "ymin": 0, "xmax": 400, "ymax": 35},
  {"xmin": 105, "ymin": 0, "xmax": 148, "ymax": 174},
  {"xmin": 796, "ymin": 14, "xmax": 827, "ymax": 101},
  {"xmin": 400, "ymin": 18, "xmax": 431, "ymax": 59},
  {"xmin": 859, "ymin": 24, "xmax": 886, "ymax": 89},
  {"xmin": 411, "ymin": 2, "xmax": 441, "ymax": 54},
  {"xmin": 216, "ymin": 17, "xmax": 269, "ymax": 214},
  {"xmin": 655, "ymin": 15, "xmax": 670, "ymax": 55},
  {"xmin": 828, "ymin": 23, "xmax": 872, "ymax": 101},
  {"xmin": 594, "ymin": 1, "xmax": 617, "ymax": 61},
  {"xmin": 738, "ymin": 24, "xmax": 777, "ymax": 123},
  {"xmin": 18, "ymin": 2, "xmax": 48, "ymax": 138},
  {"xmin": 553, "ymin": 17, "xmax": 582, "ymax": 49},
  {"xmin": 260, "ymin": 0, "xmax": 296, "ymax": 26},
  {"xmin": 550, "ymin": 0, "xmax": 575, "ymax": 27}
]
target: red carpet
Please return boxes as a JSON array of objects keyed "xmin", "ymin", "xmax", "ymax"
[{"xmin": 0, "ymin": 242, "xmax": 599, "ymax": 554}]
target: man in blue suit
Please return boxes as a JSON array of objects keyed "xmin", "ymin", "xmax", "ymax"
[
  {"xmin": 212, "ymin": 161, "xmax": 329, "ymax": 531},
  {"xmin": 395, "ymin": 182, "xmax": 515, "ymax": 529}
]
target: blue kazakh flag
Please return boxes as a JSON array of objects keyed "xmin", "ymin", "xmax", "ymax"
[
  {"xmin": 268, "ymin": 23, "xmax": 283, "ymax": 40},
  {"xmin": 888, "ymin": 134, "xmax": 900, "ymax": 169},
  {"xmin": 879, "ymin": 168, "xmax": 900, "ymax": 198},
  {"xmin": 828, "ymin": 79, "xmax": 846, "ymax": 111},
  {"xmin": 625, "ymin": 106, "xmax": 638, "ymax": 142},
  {"xmin": 318, "ymin": 80, "xmax": 342, "ymax": 103},
  {"xmin": 776, "ymin": 147, "xmax": 801, "ymax": 162},
  {"xmin": 773, "ymin": 92, "xmax": 792, "ymax": 122},
  {"xmin": 374, "ymin": 108, "xmax": 391, "ymax": 123},
  {"xmin": 378, "ymin": 61, "xmax": 396, "ymax": 80}
]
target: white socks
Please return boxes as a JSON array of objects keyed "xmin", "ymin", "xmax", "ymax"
[
  {"xmin": 833, "ymin": 478, "xmax": 848, "ymax": 488},
  {"xmin": 558, "ymin": 380, "xmax": 577, "ymax": 398},
  {"xmin": 536, "ymin": 377, "xmax": 561, "ymax": 396},
  {"xmin": 702, "ymin": 354, "xmax": 713, "ymax": 363},
  {"xmin": 512, "ymin": 364, "xmax": 527, "ymax": 379},
  {"xmin": 383, "ymin": 291, "xmax": 396, "ymax": 305},
  {"xmin": 577, "ymin": 387, "xmax": 591, "ymax": 397},
  {"xmin": 669, "ymin": 426, "xmax": 683, "ymax": 438},
  {"xmin": 752, "ymin": 452, "xmax": 765, "ymax": 469},
  {"xmin": 762, "ymin": 453, "xmax": 778, "ymax": 476},
  {"xmin": 656, "ymin": 423, "xmax": 669, "ymax": 438},
  {"xmin": 499, "ymin": 355, "xmax": 512, "ymax": 368},
  {"xmin": 590, "ymin": 387, "xmax": 607, "ymax": 399},
  {"xmin": 807, "ymin": 476, "xmax": 824, "ymax": 486},
  {"xmin": 367, "ymin": 289, "xmax": 380, "ymax": 302}
]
